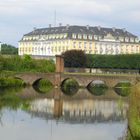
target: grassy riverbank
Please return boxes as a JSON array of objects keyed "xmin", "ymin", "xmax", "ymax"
[
  {"xmin": 0, "ymin": 55, "xmax": 55, "ymax": 73},
  {"xmin": 127, "ymin": 83, "xmax": 140, "ymax": 140},
  {"xmin": 0, "ymin": 55, "xmax": 55, "ymax": 87}
]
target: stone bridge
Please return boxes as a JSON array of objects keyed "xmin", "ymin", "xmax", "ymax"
[
  {"xmin": 14, "ymin": 55, "xmax": 139, "ymax": 88},
  {"xmin": 15, "ymin": 72, "xmax": 138, "ymax": 88}
]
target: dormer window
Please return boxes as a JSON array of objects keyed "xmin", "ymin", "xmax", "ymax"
[
  {"xmin": 63, "ymin": 33, "xmax": 67, "ymax": 38},
  {"xmin": 48, "ymin": 35, "xmax": 52, "ymax": 39},
  {"xmin": 52, "ymin": 34, "xmax": 55, "ymax": 39},
  {"xmin": 72, "ymin": 33, "xmax": 77, "ymax": 39},
  {"xmin": 94, "ymin": 35, "xmax": 98, "ymax": 40},
  {"xmin": 45, "ymin": 35, "xmax": 49, "ymax": 40},
  {"xmin": 119, "ymin": 37, "xmax": 124, "ymax": 42},
  {"xmin": 88, "ymin": 35, "xmax": 92, "ymax": 40},
  {"xmin": 56, "ymin": 34, "xmax": 59, "ymax": 39},
  {"xmin": 78, "ymin": 34, "xmax": 82, "ymax": 39},
  {"xmin": 135, "ymin": 38, "xmax": 139, "ymax": 43},
  {"xmin": 125, "ymin": 37, "xmax": 129, "ymax": 42},
  {"xmin": 83, "ymin": 34, "xmax": 87, "ymax": 39},
  {"xmin": 130, "ymin": 38, "xmax": 134, "ymax": 42},
  {"xmin": 59, "ymin": 34, "xmax": 63, "ymax": 39}
]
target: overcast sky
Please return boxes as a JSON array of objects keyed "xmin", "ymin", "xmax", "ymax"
[{"xmin": 0, "ymin": 0, "xmax": 140, "ymax": 47}]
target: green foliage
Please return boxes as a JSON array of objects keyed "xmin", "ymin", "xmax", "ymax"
[
  {"xmin": 0, "ymin": 77, "xmax": 25, "ymax": 87},
  {"xmin": 86, "ymin": 54, "xmax": 140, "ymax": 69},
  {"xmin": 1, "ymin": 44, "xmax": 18, "ymax": 55},
  {"xmin": 127, "ymin": 84, "xmax": 140, "ymax": 140},
  {"xmin": 0, "ymin": 87, "xmax": 31, "ymax": 110},
  {"xmin": 63, "ymin": 50, "xmax": 87, "ymax": 68},
  {"xmin": 33, "ymin": 79, "xmax": 53, "ymax": 93},
  {"xmin": 0, "ymin": 55, "xmax": 55, "ymax": 72},
  {"xmin": 61, "ymin": 78, "xmax": 79, "ymax": 95},
  {"xmin": 115, "ymin": 82, "xmax": 131, "ymax": 88},
  {"xmin": 87, "ymin": 83, "xmax": 108, "ymax": 96},
  {"xmin": 114, "ymin": 82, "xmax": 131, "ymax": 97},
  {"xmin": 114, "ymin": 87, "xmax": 131, "ymax": 97}
]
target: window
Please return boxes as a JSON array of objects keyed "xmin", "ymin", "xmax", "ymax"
[
  {"xmin": 131, "ymin": 45, "xmax": 134, "ymax": 51},
  {"xmin": 56, "ymin": 34, "xmax": 59, "ymax": 39},
  {"xmin": 135, "ymin": 38, "xmax": 139, "ymax": 43},
  {"xmin": 99, "ymin": 47, "xmax": 103, "ymax": 54},
  {"xmin": 94, "ymin": 35, "xmax": 98, "ymax": 40},
  {"xmin": 64, "ymin": 33, "xmax": 67, "ymax": 38},
  {"xmin": 79, "ymin": 42, "xmax": 82, "ymax": 48},
  {"xmin": 52, "ymin": 34, "xmax": 55, "ymax": 39},
  {"xmin": 60, "ymin": 34, "xmax": 63, "ymax": 39},
  {"xmin": 125, "ymin": 37, "xmax": 129, "ymax": 42},
  {"xmin": 130, "ymin": 38, "xmax": 134, "ymax": 42},
  {"xmin": 84, "ymin": 42, "xmax": 87, "ymax": 49},
  {"xmin": 55, "ymin": 46, "xmax": 57, "ymax": 52},
  {"xmin": 136, "ymin": 46, "xmax": 139, "ymax": 50},
  {"xmin": 48, "ymin": 35, "xmax": 52, "ymax": 39},
  {"xmin": 58, "ymin": 46, "xmax": 61, "ymax": 52},
  {"xmin": 78, "ymin": 34, "xmax": 82, "ymax": 39},
  {"xmin": 88, "ymin": 35, "xmax": 92, "ymax": 40},
  {"xmin": 73, "ymin": 42, "xmax": 76, "ymax": 48},
  {"xmin": 83, "ymin": 34, "xmax": 87, "ymax": 39},
  {"xmin": 72, "ymin": 34, "xmax": 77, "ymax": 39},
  {"xmin": 119, "ymin": 37, "xmax": 124, "ymax": 42},
  {"xmin": 89, "ymin": 42, "xmax": 92, "ymax": 49}
]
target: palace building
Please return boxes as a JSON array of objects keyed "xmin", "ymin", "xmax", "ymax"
[{"xmin": 18, "ymin": 25, "xmax": 140, "ymax": 56}]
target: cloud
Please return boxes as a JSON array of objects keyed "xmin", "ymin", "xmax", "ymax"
[{"xmin": 0, "ymin": 0, "xmax": 140, "ymax": 46}]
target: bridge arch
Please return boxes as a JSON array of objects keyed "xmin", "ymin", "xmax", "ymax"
[
  {"xmin": 32, "ymin": 78, "xmax": 53, "ymax": 86},
  {"xmin": 87, "ymin": 80, "xmax": 107, "ymax": 87},
  {"xmin": 61, "ymin": 78, "xmax": 79, "ymax": 87},
  {"xmin": 61, "ymin": 78, "xmax": 79, "ymax": 96},
  {"xmin": 114, "ymin": 80, "xmax": 132, "ymax": 88}
]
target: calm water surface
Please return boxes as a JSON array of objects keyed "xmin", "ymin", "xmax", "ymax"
[{"xmin": 0, "ymin": 87, "xmax": 129, "ymax": 140}]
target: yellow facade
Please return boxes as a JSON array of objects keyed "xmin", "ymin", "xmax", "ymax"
[{"xmin": 18, "ymin": 25, "xmax": 140, "ymax": 56}]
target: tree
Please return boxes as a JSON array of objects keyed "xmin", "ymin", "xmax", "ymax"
[
  {"xmin": 1, "ymin": 44, "xmax": 18, "ymax": 55},
  {"xmin": 63, "ymin": 50, "xmax": 87, "ymax": 68}
]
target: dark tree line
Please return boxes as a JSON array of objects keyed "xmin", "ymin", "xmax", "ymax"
[
  {"xmin": 63, "ymin": 50, "xmax": 140, "ymax": 70},
  {"xmin": 86, "ymin": 54, "xmax": 140, "ymax": 69}
]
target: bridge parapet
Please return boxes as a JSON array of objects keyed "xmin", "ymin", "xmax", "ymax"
[{"xmin": 15, "ymin": 72, "xmax": 138, "ymax": 88}]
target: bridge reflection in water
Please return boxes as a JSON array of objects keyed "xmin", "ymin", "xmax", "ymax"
[{"xmin": 25, "ymin": 88, "xmax": 129, "ymax": 123}]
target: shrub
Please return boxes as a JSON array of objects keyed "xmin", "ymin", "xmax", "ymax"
[{"xmin": 63, "ymin": 50, "xmax": 86, "ymax": 68}]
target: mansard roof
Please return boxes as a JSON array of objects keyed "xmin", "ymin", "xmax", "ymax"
[{"xmin": 25, "ymin": 25, "xmax": 137, "ymax": 38}]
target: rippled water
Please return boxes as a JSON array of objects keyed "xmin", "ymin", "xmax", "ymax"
[{"xmin": 0, "ymin": 87, "xmax": 129, "ymax": 140}]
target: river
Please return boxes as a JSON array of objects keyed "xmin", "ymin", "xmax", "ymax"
[{"xmin": 0, "ymin": 86, "xmax": 135, "ymax": 140}]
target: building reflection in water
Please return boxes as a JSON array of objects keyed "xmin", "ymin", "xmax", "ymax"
[{"xmin": 28, "ymin": 88, "xmax": 129, "ymax": 123}]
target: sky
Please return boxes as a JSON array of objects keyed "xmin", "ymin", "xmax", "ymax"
[{"xmin": 0, "ymin": 0, "xmax": 140, "ymax": 47}]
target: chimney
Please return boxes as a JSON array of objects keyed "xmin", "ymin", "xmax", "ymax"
[
  {"xmin": 66, "ymin": 24, "xmax": 69, "ymax": 29},
  {"xmin": 49, "ymin": 24, "xmax": 51, "ymax": 28},
  {"xmin": 59, "ymin": 23, "xmax": 62, "ymax": 27},
  {"xmin": 97, "ymin": 26, "xmax": 101, "ymax": 31},
  {"xmin": 86, "ymin": 25, "xmax": 89, "ymax": 30}
]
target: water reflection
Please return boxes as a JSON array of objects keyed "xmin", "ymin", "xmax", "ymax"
[
  {"xmin": 114, "ymin": 87, "xmax": 131, "ymax": 97},
  {"xmin": 29, "ymin": 98, "xmax": 128, "ymax": 123},
  {"xmin": 0, "ymin": 87, "xmax": 129, "ymax": 140}
]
